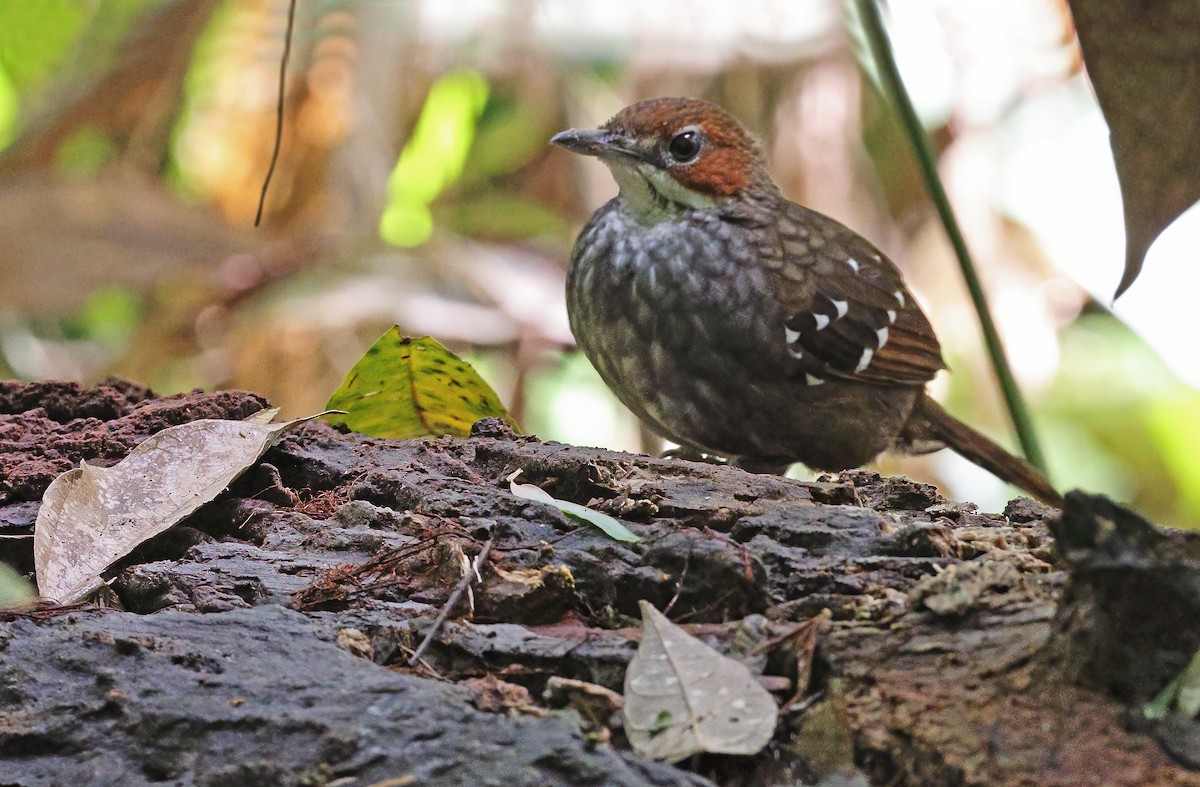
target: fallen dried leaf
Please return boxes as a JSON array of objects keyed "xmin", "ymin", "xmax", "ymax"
[
  {"xmin": 34, "ymin": 409, "xmax": 312, "ymax": 604},
  {"xmin": 1069, "ymin": 0, "xmax": 1200, "ymax": 297},
  {"xmin": 623, "ymin": 600, "xmax": 777, "ymax": 762}
]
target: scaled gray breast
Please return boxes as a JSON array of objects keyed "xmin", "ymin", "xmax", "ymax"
[{"xmin": 568, "ymin": 204, "xmax": 782, "ymax": 378}]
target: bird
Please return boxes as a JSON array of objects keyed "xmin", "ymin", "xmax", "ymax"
[{"xmin": 550, "ymin": 97, "xmax": 1062, "ymax": 508}]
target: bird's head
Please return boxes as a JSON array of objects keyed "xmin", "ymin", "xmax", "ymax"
[{"xmin": 551, "ymin": 97, "xmax": 772, "ymax": 221}]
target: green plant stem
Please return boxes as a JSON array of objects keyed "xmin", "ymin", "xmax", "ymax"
[{"xmin": 854, "ymin": 0, "xmax": 1049, "ymax": 475}]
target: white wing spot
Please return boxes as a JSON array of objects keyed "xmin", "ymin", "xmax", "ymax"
[
  {"xmin": 831, "ymin": 299, "xmax": 849, "ymax": 318},
  {"xmin": 855, "ymin": 347, "xmax": 875, "ymax": 373},
  {"xmin": 876, "ymin": 327, "xmax": 889, "ymax": 349},
  {"xmin": 814, "ymin": 313, "xmax": 830, "ymax": 330},
  {"xmin": 846, "ymin": 257, "xmax": 860, "ymax": 273},
  {"xmin": 785, "ymin": 326, "xmax": 801, "ymax": 344},
  {"xmin": 805, "ymin": 374, "xmax": 825, "ymax": 386},
  {"xmin": 887, "ymin": 309, "xmax": 897, "ymax": 323},
  {"xmin": 893, "ymin": 290, "xmax": 906, "ymax": 307},
  {"xmin": 788, "ymin": 347, "xmax": 805, "ymax": 360}
]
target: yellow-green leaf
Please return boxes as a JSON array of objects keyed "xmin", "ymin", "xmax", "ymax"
[{"xmin": 325, "ymin": 329, "xmax": 515, "ymax": 440}]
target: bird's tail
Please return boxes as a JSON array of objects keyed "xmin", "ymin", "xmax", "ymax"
[{"xmin": 901, "ymin": 395, "xmax": 1062, "ymax": 508}]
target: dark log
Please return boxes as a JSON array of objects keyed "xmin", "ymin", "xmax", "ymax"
[{"xmin": 1, "ymin": 381, "xmax": 1197, "ymax": 785}]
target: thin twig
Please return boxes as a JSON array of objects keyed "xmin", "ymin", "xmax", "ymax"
[
  {"xmin": 397, "ymin": 645, "xmax": 445, "ymax": 680},
  {"xmin": 407, "ymin": 538, "xmax": 495, "ymax": 667},
  {"xmin": 855, "ymin": 0, "xmax": 1049, "ymax": 475},
  {"xmin": 662, "ymin": 555, "xmax": 689, "ymax": 617},
  {"xmin": 255, "ymin": 0, "xmax": 297, "ymax": 227}
]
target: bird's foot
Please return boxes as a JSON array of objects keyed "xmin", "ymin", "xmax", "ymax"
[
  {"xmin": 660, "ymin": 446, "xmax": 725, "ymax": 465},
  {"xmin": 661, "ymin": 448, "xmax": 793, "ymax": 477}
]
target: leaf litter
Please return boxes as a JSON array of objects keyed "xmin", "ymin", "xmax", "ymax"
[{"xmin": 34, "ymin": 408, "xmax": 318, "ymax": 605}]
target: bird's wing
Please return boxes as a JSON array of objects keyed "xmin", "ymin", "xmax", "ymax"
[{"xmin": 766, "ymin": 202, "xmax": 945, "ymax": 386}]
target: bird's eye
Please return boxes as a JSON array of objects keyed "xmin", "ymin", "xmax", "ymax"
[{"xmin": 668, "ymin": 130, "xmax": 701, "ymax": 162}]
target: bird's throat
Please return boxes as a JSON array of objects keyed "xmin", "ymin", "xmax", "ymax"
[{"xmin": 605, "ymin": 160, "xmax": 715, "ymax": 223}]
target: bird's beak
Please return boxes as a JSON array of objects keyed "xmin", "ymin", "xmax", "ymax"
[{"xmin": 550, "ymin": 128, "xmax": 636, "ymax": 160}]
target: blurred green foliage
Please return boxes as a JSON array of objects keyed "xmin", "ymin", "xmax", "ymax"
[
  {"xmin": 56, "ymin": 126, "xmax": 117, "ymax": 175},
  {"xmin": 380, "ymin": 69, "xmax": 489, "ymax": 247},
  {"xmin": 1048, "ymin": 314, "xmax": 1200, "ymax": 525},
  {"xmin": 0, "ymin": 64, "xmax": 16, "ymax": 149},
  {"xmin": 448, "ymin": 96, "xmax": 570, "ymax": 240},
  {"xmin": 0, "ymin": 1, "xmax": 89, "ymax": 90},
  {"xmin": 0, "ymin": 0, "xmax": 88, "ymax": 151},
  {"xmin": 66, "ymin": 287, "xmax": 142, "ymax": 345},
  {"xmin": 165, "ymin": 0, "xmax": 235, "ymax": 200},
  {"xmin": 0, "ymin": 562, "xmax": 35, "ymax": 608},
  {"xmin": 0, "ymin": 0, "xmax": 159, "ymax": 151}
]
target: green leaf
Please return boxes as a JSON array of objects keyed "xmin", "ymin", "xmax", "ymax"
[
  {"xmin": 379, "ymin": 69, "xmax": 489, "ymax": 247},
  {"xmin": 649, "ymin": 711, "xmax": 674, "ymax": 734},
  {"xmin": 0, "ymin": 1, "xmax": 88, "ymax": 89},
  {"xmin": 55, "ymin": 125, "xmax": 116, "ymax": 175},
  {"xmin": 326, "ymin": 329, "xmax": 515, "ymax": 440},
  {"xmin": 0, "ymin": 563, "xmax": 35, "ymax": 609},
  {"xmin": 507, "ymin": 470, "xmax": 640, "ymax": 543},
  {"xmin": 1145, "ymin": 647, "xmax": 1200, "ymax": 720}
]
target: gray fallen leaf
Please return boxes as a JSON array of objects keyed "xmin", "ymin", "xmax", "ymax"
[
  {"xmin": 34, "ymin": 408, "xmax": 310, "ymax": 605},
  {"xmin": 624, "ymin": 601, "xmax": 777, "ymax": 762},
  {"xmin": 507, "ymin": 469, "xmax": 640, "ymax": 543}
]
